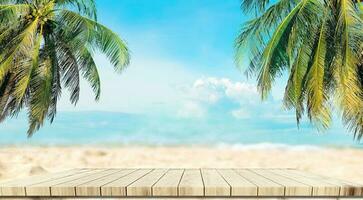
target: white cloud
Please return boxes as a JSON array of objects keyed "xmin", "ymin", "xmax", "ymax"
[
  {"xmin": 190, "ymin": 77, "xmax": 258, "ymax": 102},
  {"xmin": 200, "ymin": 76, "xmax": 287, "ymax": 102},
  {"xmin": 177, "ymin": 77, "xmax": 260, "ymax": 119},
  {"xmin": 175, "ymin": 76, "xmax": 298, "ymax": 121}
]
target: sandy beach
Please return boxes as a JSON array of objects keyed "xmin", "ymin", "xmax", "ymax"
[{"xmin": 0, "ymin": 146, "xmax": 362, "ymax": 183}]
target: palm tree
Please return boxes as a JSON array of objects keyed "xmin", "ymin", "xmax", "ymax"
[
  {"xmin": 0, "ymin": 0, "xmax": 130, "ymax": 136},
  {"xmin": 236, "ymin": 0, "xmax": 362, "ymax": 139}
]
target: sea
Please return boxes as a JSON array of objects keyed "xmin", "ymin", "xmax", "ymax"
[{"xmin": 0, "ymin": 111, "xmax": 361, "ymax": 149}]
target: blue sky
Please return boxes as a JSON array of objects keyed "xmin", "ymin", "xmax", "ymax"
[
  {"xmin": 60, "ymin": 0, "xmax": 286, "ymax": 114},
  {"xmin": 61, "ymin": 0, "xmax": 345, "ymax": 135},
  {"xmin": 0, "ymin": 0, "xmax": 357, "ymax": 145}
]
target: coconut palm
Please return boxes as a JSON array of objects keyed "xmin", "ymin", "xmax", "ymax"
[
  {"xmin": 0, "ymin": 0, "xmax": 130, "ymax": 136},
  {"xmin": 236, "ymin": 0, "xmax": 363, "ymax": 139}
]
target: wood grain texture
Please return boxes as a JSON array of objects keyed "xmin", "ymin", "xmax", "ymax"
[
  {"xmin": 0, "ymin": 168, "xmax": 361, "ymax": 198},
  {"xmin": 101, "ymin": 169, "xmax": 152, "ymax": 196},
  {"xmin": 126, "ymin": 169, "xmax": 168, "ymax": 196},
  {"xmin": 25, "ymin": 169, "xmax": 101, "ymax": 196},
  {"xmin": 76, "ymin": 169, "xmax": 136, "ymax": 196},
  {"xmin": 217, "ymin": 169, "xmax": 257, "ymax": 196},
  {"xmin": 50, "ymin": 169, "xmax": 120, "ymax": 196},
  {"xmin": 152, "ymin": 169, "xmax": 184, "ymax": 196},
  {"xmin": 178, "ymin": 169, "xmax": 204, "ymax": 196},
  {"xmin": 0, "ymin": 169, "xmax": 88, "ymax": 196},
  {"xmin": 271, "ymin": 169, "xmax": 341, "ymax": 196},
  {"xmin": 251, "ymin": 169, "xmax": 312, "ymax": 196},
  {"xmin": 201, "ymin": 169, "xmax": 230, "ymax": 196},
  {"xmin": 235, "ymin": 169, "xmax": 284, "ymax": 196},
  {"xmin": 285, "ymin": 169, "xmax": 363, "ymax": 196}
]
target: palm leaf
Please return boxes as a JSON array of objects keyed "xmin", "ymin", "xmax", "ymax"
[
  {"xmin": 258, "ymin": 0, "xmax": 306, "ymax": 99},
  {"xmin": 0, "ymin": 3, "xmax": 30, "ymax": 22},
  {"xmin": 334, "ymin": 0, "xmax": 363, "ymax": 139},
  {"xmin": 78, "ymin": 47, "xmax": 101, "ymax": 100},
  {"xmin": 44, "ymin": 35, "xmax": 62, "ymax": 123},
  {"xmin": 28, "ymin": 57, "xmax": 53, "ymax": 136},
  {"xmin": 0, "ymin": 19, "xmax": 38, "ymax": 85},
  {"xmin": 305, "ymin": 14, "xmax": 331, "ymax": 129},
  {"xmin": 241, "ymin": 0, "xmax": 271, "ymax": 13},
  {"xmin": 0, "ymin": 0, "xmax": 130, "ymax": 136},
  {"xmin": 59, "ymin": 10, "xmax": 130, "ymax": 71},
  {"xmin": 56, "ymin": 40, "xmax": 81, "ymax": 104},
  {"xmin": 237, "ymin": 0, "xmax": 363, "ymax": 139},
  {"xmin": 284, "ymin": 37, "xmax": 313, "ymax": 125},
  {"xmin": 55, "ymin": 0, "xmax": 97, "ymax": 20},
  {"xmin": 13, "ymin": 19, "xmax": 41, "ymax": 105}
]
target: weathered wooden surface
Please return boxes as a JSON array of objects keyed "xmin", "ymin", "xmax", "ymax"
[{"xmin": 0, "ymin": 169, "xmax": 362, "ymax": 198}]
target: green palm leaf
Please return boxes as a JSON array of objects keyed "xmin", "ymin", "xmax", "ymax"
[
  {"xmin": 237, "ymin": 0, "xmax": 363, "ymax": 139},
  {"xmin": 78, "ymin": 47, "xmax": 101, "ymax": 100},
  {"xmin": 334, "ymin": 0, "xmax": 363, "ymax": 139},
  {"xmin": 0, "ymin": 4, "xmax": 30, "ymax": 22},
  {"xmin": 0, "ymin": 0, "xmax": 130, "ymax": 136},
  {"xmin": 28, "ymin": 56, "xmax": 53, "ymax": 136},
  {"xmin": 59, "ymin": 10, "xmax": 130, "ymax": 71},
  {"xmin": 14, "ymin": 20, "xmax": 42, "ymax": 105},
  {"xmin": 305, "ymin": 15, "xmax": 331, "ymax": 129},
  {"xmin": 258, "ymin": 0, "xmax": 306, "ymax": 99}
]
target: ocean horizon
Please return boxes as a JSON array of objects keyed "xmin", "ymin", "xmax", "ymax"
[{"xmin": 0, "ymin": 111, "xmax": 361, "ymax": 148}]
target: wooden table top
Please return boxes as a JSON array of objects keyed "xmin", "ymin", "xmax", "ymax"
[{"xmin": 0, "ymin": 168, "xmax": 362, "ymax": 198}]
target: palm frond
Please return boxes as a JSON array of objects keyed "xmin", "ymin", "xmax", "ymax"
[
  {"xmin": 44, "ymin": 35, "xmax": 62, "ymax": 123},
  {"xmin": 0, "ymin": 73, "xmax": 12, "ymax": 119},
  {"xmin": 283, "ymin": 37, "xmax": 313, "ymax": 125},
  {"xmin": 334, "ymin": 0, "xmax": 363, "ymax": 139},
  {"xmin": 28, "ymin": 55, "xmax": 53, "ymax": 136},
  {"xmin": 13, "ymin": 19, "xmax": 41, "ymax": 105},
  {"xmin": 55, "ymin": 0, "xmax": 97, "ymax": 20},
  {"xmin": 237, "ymin": 0, "xmax": 363, "ymax": 139},
  {"xmin": 78, "ymin": 47, "xmax": 101, "ymax": 100},
  {"xmin": 0, "ymin": 0, "xmax": 14, "ymax": 4},
  {"xmin": 305, "ymin": 15, "xmax": 331, "ymax": 129},
  {"xmin": 0, "ymin": 3, "xmax": 30, "ymax": 22},
  {"xmin": 241, "ymin": 0, "xmax": 271, "ymax": 13},
  {"xmin": 0, "ymin": 19, "xmax": 38, "ymax": 85},
  {"xmin": 0, "ymin": 0, "xmax": 130, "ymax": 136},
  {"xmin": 235, "ymin": 0, "xmax": 305, "ymax": 75},
  {"xmin": 0, "ymin": 75, "xmax": 15, "ymax": 122},
  {"xmin": 56, "ymin": 40, "xmax": 80, "ymax": 104},
  {"xmin": 257, "ymin": 0, "xmax": 307, "ymax": 99},
  {"xmin": 59, "ymin": 10, "xmax": 130, "ymax": 71}
]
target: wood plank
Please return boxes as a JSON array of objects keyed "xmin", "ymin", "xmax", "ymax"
[
  {"xmin": 235, "ymin": 169, "xmax": 284, "ymax": 196},
  {"xmin": 0, "ymin": 169, "xmax": 85, "ymax": 185},
  {"xmin": 101, "ymin": 169, "xmax": 152, "ymax": 196},
  {"xmin": 76, "ymin": 169, "xmax": 136, "ymax": 196},
  {"xmin": 1, "ymin": 168, "xmax": 362, "ymax": 198},
  {"xmin": 251, "ymin": 169, "xmax": 312, "ymax": 196},
  {"xmin": 25, "ymin": 169, "xmax": 104, "ymax": 196},
  {"xmin": 178, "ymin": 169, "xmax": 204, "ymax": 196},
  {"xmin": 201, "ymin": 169, "xmax": 230, "ymax": 196},
  {"xmin": 50, "ymin": 169, "xmax": 120, "ymax": 196},
  {"xmin": 271, "ymin": 169, "xmax": 340, "ymax": 196},
  {"xmin": 217, "ymin": 169, "xmax": 257, "ymax": 196},
  {"xmin": 126, "ymin": 169, "xmax": 168, "ymax": 196},
  {"xmin": 286, "ymin": 169, "xmax": 363, "ymax": 196},
  {"xmin": 0, "ymin": 169, "xmax": 87, "ymax": 196},
  {"xmin": 152, "ymin": 169, "xmax": 184, "ymax": 196}
]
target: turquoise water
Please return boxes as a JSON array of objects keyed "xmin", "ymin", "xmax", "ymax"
[{"xmin": 0, "ymin": 111, "xmax": 361, "ymax": 148}]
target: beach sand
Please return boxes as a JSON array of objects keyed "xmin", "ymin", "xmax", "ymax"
[{"xmin": 0, "ymin": 146, "xmax": 362, "ymax": 183}]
